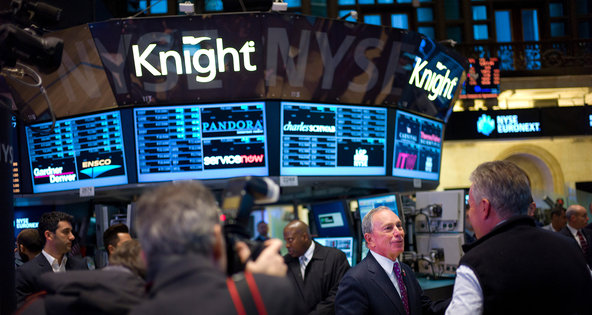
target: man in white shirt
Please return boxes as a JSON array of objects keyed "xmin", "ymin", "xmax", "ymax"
[
  {"xmin": 15, "ymin": 211, "xmax": 88, "ymax": 307},
  {"xmin": 446, "ymin": 161, "xmax": 591, "ymax": 315}
]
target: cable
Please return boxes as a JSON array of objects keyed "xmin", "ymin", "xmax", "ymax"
[
  {"xmin": 2, "ymin": 62, "xmax": 56, "ymax": 134},
  {"xmin": 130, "ymin": 0, "xmax": 165, "ymax": 18}
]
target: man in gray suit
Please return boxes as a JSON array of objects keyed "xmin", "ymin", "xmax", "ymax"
[{"xmin": 15, "ymin": 211, "xmax": 88, "ymax": 307}]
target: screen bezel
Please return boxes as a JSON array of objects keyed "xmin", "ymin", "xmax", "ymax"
[
  {"xmin": 392, "ymin": 109, "xmax": 444, "ymax": 181},
  {"xmin": 279, "ymin": 101, "xmax": 388, "ymax": 176},
  {"xmin": 24, "ymin": 110, "xmax": 130, "ymax": 194},
  {"xmin": 133, "ymin": 102, "xmax": 269, "ymax": 183}
]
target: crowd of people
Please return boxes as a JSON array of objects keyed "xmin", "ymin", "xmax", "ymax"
[{"xmin": 12, "ymin": 160, "xmax": 592, "ymax": 315}]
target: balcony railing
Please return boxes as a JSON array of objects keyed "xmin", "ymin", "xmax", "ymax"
[{"xmin": 456, "ymin": 39, "xmax": 592, "ymax": 76}]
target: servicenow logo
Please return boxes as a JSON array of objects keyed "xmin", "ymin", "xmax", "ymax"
[
  {"xmin": 204, "ymin": 154, "xmax": 264, "ymax": 166},
  {"xmin": 132, "ymin": 36, "xmax": 257, "ymax": 83}
]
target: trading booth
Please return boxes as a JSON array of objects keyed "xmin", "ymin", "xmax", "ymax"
[{"xmin": 3, "ymin": 11, "xmax": 468, "ymax": 309}]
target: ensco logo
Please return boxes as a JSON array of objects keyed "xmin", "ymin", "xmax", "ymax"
[{"xmin": 477, "ymin": 114, "xmax": 495, "ymax": 136}]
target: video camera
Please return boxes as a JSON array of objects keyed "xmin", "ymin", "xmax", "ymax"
[
  {"xmin": 220, "ymin": 176, "xmax": 280, "ymax": 275},
  {"xmin": 0, "ymin": 0, "xmax": 64, "ymax": 74}
]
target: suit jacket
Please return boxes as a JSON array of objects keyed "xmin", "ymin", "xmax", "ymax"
[
  {"xmin": 284, "ymin": 241, "xmax": 350, "ymax": 315},
  {"xmin": 15, "ymin": 253, "xmax": 88, "ymax": 307},
  {"xmin": 130, "ymin": 254, "xmax": 304, "ymax": 315},
  {"xmin": 335, "ymin": 253, "xmax": 445, "ymax": 315},
  {"xmin": 16, "ymin": 267, "xmax": 146, "ymax": 315},
  {"xmin": 559, "ymin": 226, "xmax": 592, "ymax": 267}
]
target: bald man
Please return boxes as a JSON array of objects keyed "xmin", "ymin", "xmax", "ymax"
[
  {"xmin": 283, "ymin": 220, "xmax": 350, "ymax": 315},
  {"xmin": 559, "ymin": 204, "xmax": 592, "ymax": 268}
]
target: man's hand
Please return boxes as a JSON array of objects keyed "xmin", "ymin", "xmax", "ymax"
[{"xmin": 236, "ymin": 238, "xmax": 287, "ymax": 276}]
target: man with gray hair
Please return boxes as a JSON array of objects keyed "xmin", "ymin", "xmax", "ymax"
[
  {"xmin": 335, "ymin": 206, "xmax": 445, "ymax": 315},
  {"xmin": 446, "ymin": 160, "xmax": 592, "ymax": 314},
  {"xmin": 130, "ymin": 180, "xmax": 302, "ymax": 315},
  {"xmin": 559, "ymin": 204, "xmax": 592, "ymax": 268}
]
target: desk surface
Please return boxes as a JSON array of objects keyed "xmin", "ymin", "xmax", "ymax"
[{"xmin": 417, "ymin": 276, "xmax": 455, "ymax": 300}]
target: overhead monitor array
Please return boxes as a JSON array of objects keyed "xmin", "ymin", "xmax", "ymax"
[{"xmin": 19, "ymin": 102, "xmax": 445, "ymax": 194}]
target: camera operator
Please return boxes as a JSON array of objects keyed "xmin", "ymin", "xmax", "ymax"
[{"xmin": 131, "ymin": 180, "xmax": 303, "ymax": 315}]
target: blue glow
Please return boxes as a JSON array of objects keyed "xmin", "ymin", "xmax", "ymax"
[{"xmin": 477, "ymin": 114, "xmax": 495, "ymax": 136}]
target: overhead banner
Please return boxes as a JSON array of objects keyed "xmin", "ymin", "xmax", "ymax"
[{"xmin": 90, "ymin": 13, "xmax": 467, "ymax": 122}]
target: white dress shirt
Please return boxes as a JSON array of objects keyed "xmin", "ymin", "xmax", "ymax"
[
  {"xmin": 369, "ymin": 250, "xmax": 404, "ymax": 298},
  {"xmin": 300, "ymin": 241, "xmax": 315, "ymax": 279},
  {"xmin": 445, "ymin": 265, "xmax": 483, "ymax": 315},
  {"xmin": 42, "ymin": 249, "xmax": 67, "ymax": 273}
]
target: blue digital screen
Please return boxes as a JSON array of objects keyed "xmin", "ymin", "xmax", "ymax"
[
  {"xmin": 314, "ymin": 236, "xmax": 354, "ymax": 266},
  {"xmin": 25, "ymin": 111, "xmax": 128, "ymax": 193},
  {"xmin": 357, "ymin": 194, "xmax": 400, "ymax": 220},
  {"xmin": 280, "ymin": 102, "xmax": 387, "ymax": 176},
  {"xmin": 311, "ymin": 200, "xmax": 352, "ymax": 237},
  {"xmin": 134, "ymin": 102, "xmax": 268, "ymax": 182},
  {"xmin": 392, "ymin": 110, "xmax": 443, "ymax": 181}
]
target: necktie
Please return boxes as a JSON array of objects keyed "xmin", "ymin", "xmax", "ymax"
[
  {"xmin": 299, "ymin": 256, "xmax": 307, "ymax": 279},
  {"xmin": 393, "ymin": 262, "xmax": 410, "ymax": 315},
  {"xmin": 577, "ymin": 230, "xmax": 589, "ymax": 255}
]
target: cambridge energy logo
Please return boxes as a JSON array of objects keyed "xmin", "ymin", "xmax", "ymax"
[{"xmin": 477, "ymin": 114, "xmax": 495, "ymax": 136}]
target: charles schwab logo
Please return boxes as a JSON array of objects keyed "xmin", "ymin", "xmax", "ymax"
[
  {"xmin": 132, "ymin": 36, "xmax": 257, "ymax": 83},
  {"xmin": 477, "ymin": 114, "xmax": 495, "ymax": 136}
]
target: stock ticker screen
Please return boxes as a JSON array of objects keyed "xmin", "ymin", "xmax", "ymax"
[
  {"xmin": 134, "ymin": 102, "xmax": 268, "ymax": 182},
  {"xmin": 25, "ymin": 111, "xmax": 128, "ymax": 193},
  {"xmin": 392, "ymin": 110, "xmax": 443, "ymax": 181},
  {"xmin": 280, "ymin": 102, "xmax": 387, "ymax": 176}
]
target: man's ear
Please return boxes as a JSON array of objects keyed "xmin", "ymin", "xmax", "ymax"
[
  {"xmin": 212, "ymin": 224, "xmax": 224, "ymax": 261},
  {"xmin": 364, "ymin": 233, "xmax": 373, "ymax": 248},
  {"xmin": 481, "ymin": 198, "xmax": 492, "ymax": 219},
  {"xmin": 44, "ymin": 230, "xmax": 52, "ymax": 242},
  {"xmin": 107, "ymin": 244, "xmax": 115, "ymax": 255}
]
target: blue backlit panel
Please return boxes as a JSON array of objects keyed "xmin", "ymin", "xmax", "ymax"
[
  {"xmin": 280, "ymin": 102, "xmax": 387, "ymax": 176},
  {"xmin": 134, "ymin": 102, "xmax": 268, "ymax": 182},
  {"xmin": 26, "ymin": 111, "xmax": 128, "ymax": 193},
  {"xmin": 392, "ymin": 110, "xmax": 443, "ymax": 181}
]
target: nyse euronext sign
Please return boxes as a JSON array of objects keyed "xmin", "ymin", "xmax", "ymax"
[{"xmin": 477, "ymin": 113, "xmax": 541, "ymax": 137}]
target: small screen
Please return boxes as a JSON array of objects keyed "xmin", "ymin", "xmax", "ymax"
[
  {"xmin": 280, "ymin": 102, "xmax": 387, "ymax": 176},
  {"xmin": 392, "ymin": 110, "xmax": 443, "ymax": 181},
  {"xmin": 357, "ymin": 194, "xmax": 399, "ymax": 220},
  {"xmin": 311, "ymin": 201, "xmax": 352, "ymax": 237},
  {"xmin": 134, "ymin": 102, "xmax": 268, "ymax": 182},
  {"xmin": 25, "ymin": 111, "xmax": 128, "ymax": 193},
  {"xmin": 314, "ymin": 236, "xmax": 354, "ymax": 266}
]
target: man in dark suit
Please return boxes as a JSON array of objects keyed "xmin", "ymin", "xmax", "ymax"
[
  {"xmin": 15, "ymin": 211, "xmax": 88, "ymax": 307},
  {"xmin": 336, "ymin": 206, "xmax": 443, "ymax": 315},
  {"xmin": 129, "ymin": 180, "xmax": 303, "ymax": 315},
  {"xmin": 283, "ymin": 220, "xmax": 350, "ymax": 315},
  {"xmin": 559, "ymin": 204, "xmax": 592, "ymax": 268}
]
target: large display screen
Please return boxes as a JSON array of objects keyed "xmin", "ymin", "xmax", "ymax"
[
  {"xmin": 357, "ymin": 194, "xmax": 400, "ymax": 220},
  {"xmin": 313, "ymin": 236, "xmax": 355, "ymax": 266},
  {"xmin": 280, "ymin": 102, "xmax": 387, "ymax": 176},
  {"xmin": 392, "ymin": 110, "xmax": 443, "ymax": 181},
  {"xmin": 311, "ymin": 200, "xmax": 352, "ymax": 237},
  {"xmin": 134, "ymin": 102, "xmax": 268, "ymax": 182},
  {"xmin": 25, "ymin": 111, "xmax": 128, "ymax": 193}
]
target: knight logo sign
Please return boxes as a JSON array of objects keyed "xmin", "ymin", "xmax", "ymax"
[{"xmin": 89, "ymin": 13, "xmax": 467, "ymax": 121}]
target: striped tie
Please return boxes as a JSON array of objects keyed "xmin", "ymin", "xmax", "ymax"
[
  {"xmin": 577, "ymin": 230, "xmax": 589, "ymax": 255},
  {"xmin": 393, "ymin": 261, "xmax": 410, "ymax": 315}
]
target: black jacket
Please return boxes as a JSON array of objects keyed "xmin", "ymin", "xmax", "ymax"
[
  {"xmin": 130, "ymin": 254, "xmax": 304, "ymax": 315},
  {"xmin": 284, "ymin": 241, "xmax": 350, "ymax": 315},
  {"xmin": 461, "ymin": 216, "xmax": 592, "ymax": 315},
  {"xmin": 15, "ymin": 253, "xmax": 88, "ymax": 307},
  {"xmin": 16, "ymin": 267, "xmax": 146, "ymax": 315}
]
